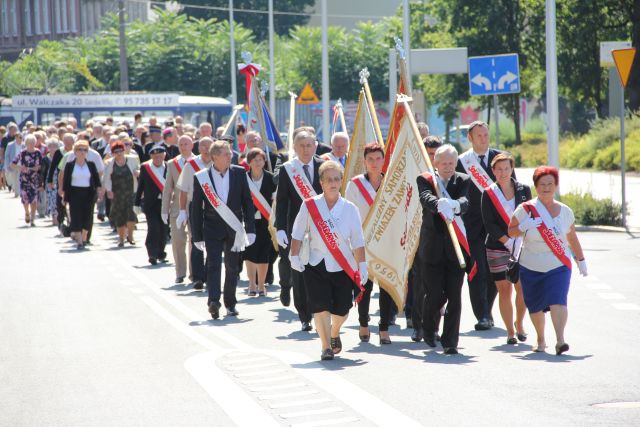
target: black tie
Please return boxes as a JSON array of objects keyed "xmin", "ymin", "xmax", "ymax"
[
  {"xmin": 479, "ymin": 154, "xmax": 490, "ymax": 173},
  {"xmin": 303, "ymin": 164, "xmax": 311, "ymax": 183}
]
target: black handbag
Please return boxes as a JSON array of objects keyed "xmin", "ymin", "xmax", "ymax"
[{"xmin": 506, "ymin": 233, "xmax": 525, "ymax": 283}]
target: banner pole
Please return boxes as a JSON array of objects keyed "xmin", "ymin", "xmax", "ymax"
[{"xmin": 360, "ymin": 68, "xmax": 384, "ymax": 146}]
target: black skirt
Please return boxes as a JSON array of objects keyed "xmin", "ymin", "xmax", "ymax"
[
  {"xmin": 243, "ymin": 218, "xmax": 274, "ymax": 263},
  {"xmin": 68, "ymin": 186, "xmax": 93, "ymax": 232}
]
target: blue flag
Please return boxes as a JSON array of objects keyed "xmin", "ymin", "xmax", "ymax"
[{"xmin": 261, "ymin": 98, "xmax": 284, "ymax": 151}]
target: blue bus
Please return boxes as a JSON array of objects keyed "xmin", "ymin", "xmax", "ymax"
[{"xmin": 0, "ymin": 93, "xmax": 232, "ymax": 128}]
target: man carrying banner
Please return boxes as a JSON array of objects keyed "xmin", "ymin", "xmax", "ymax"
[
  {"xmin": 135, "ymin": 145, "xmax": 168, "ymax": 265},
  {"xmin": 456, "ymin": 120, "xmax": 509, "ymax": 331},
  {"xmin": 417, "ymin": 144, "xmax": 471, "ymax": 355},
  {"xmin": 290, "ymin": 161, "xmax": 368, "ymax": 360},
  {"xmin": 275, "ymin": 130, "xmax": 324, "ymax": 332},
  {"xmin": 321, "ymin": 132, "xmax": 349, "ymax": 169},
  {"xmin": 161, "ymin": 135, "xmax": 194, "ymax": 284},
  {"xmin": 345, "ymin": 143, "xmax": 392, "ymax": 344},
  {"xmin": 191, "ymin": 141, "xmax": 256, "ymax": 319},
  {"xmin": 176, "ymin": 137, "xmax": 213, "ymax": 290}
]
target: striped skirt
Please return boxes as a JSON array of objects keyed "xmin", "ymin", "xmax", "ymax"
[{"xmin": 486, "ymin": 248, "xmax": 510, "ymax": 274}]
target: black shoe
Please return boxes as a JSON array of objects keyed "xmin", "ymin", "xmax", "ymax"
[
  {"xmin": 507, "ymin": 337, "xmax": 518, "ymax": 345},
  {"xmin": 411, "ymin": 328, "xmax": 424, "ymax": 342},
  {"xmin": 193, "ymin": 280, "xmax": 204, "ymax": 290},
  {"xmin": 489, "ymin": 319, "xmax": 495, "ymax": 327},
  {"xmin": 555, "ymin": 343, "xmax": 569, "ymax": 355},
  {"xmin": 379, "ymin": 336, "xmax": 392, "ymax": 345},
  {"xmin": 148, "ymin": 258, "xmax": 157, "ymax": 265},
  {"xmin": 406, "ymin": 318, "xmax": 414, "ymax": 329},
  {"xmin": 208, "ymin": 302, "xmax": 220, "ymax": 320},
  {"xmin": 424, "ymin": 334, "xmax": 437, "ymax": 348},
  {"xmin": 321, "ymin": 349, "xmax": 334, "ymax": 360},
  {"xmin": 443, "ymin": 347, "xmax": 459, "ymax": 355},
  {"xmin": 330, "ymin": 336, "xmax": 342, "ymax": 354},
  {"xmin": 474, "ymin": 319, "xmax": 491, "ymax": 331},
  {"xmin": 175, "ymin": 276, "xmax": 185, "ymax": 284},
  {"xmin": 159, "ymin": 258, "xmax": 168, "ymax": 264},
  {"xmin": 97, "ymin": 214, "xmax": 105, "ymax": 222},
  {"xmin": 301, "ymin": 321, "xmax": 312, "ymax": 332},
  {"xmin": 280, "ymin": 289, "xmax": 291, "ymax": 307},
  {"xmin": 117, "ymin": 240, "xmax": 125, "ymax": 248},
  {"xmin": 389, "ymin": 314, "xmax": 397, "ymax": 326},
  {"xmin": 226, "ymin": 306, "xmax": 239, "ymax": 316}
]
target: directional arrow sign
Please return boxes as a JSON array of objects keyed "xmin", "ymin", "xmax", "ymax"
[{"xmin": 468, "ymin": 53, "xmax": 520, "ymax": 96}]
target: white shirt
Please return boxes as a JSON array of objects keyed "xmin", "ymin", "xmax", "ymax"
[
  {"xmin": 296, "ymin": 158, "xmax": 314, "ymax": 184},
  {"xmin": 513, "ymin": 201, "xmax": 575, "ymax": 272},
  {"xmin": 291, "ymin": 196, "xmax": 364, "ymax": 272},
  {"xmin": 176, "ymin": 156, "xmax": 211, "ymax": 202},
  {"xmin": 62, "ymin": 148, "xmax": 105, "ymax": 174},
  {"xmin": 474, "ymin": 149, "xmax": 490, "ymax": 168},
  {"xmin": 249, "ymin": 173, "xmax": 264, "ymax": 219},
  {"xmin": 344, "ymin": 174, "xmax": 377, "ymax": 223},
  {"xmin": 71, "ymin": 162, "xmax": 91, "ymax": 187},
  {"xmin": 211, "ymin": 166, "xmax": 230, "ymax": 204}
]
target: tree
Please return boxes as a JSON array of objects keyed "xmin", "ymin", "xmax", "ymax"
[{"xmin": 178, "ymin": 0, "xmax": 315, "ymax": 39}]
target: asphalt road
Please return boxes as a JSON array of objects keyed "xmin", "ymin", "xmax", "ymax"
[{"xmin": 1, "ymin": 190, "xmax": 639, "ymax": 426}]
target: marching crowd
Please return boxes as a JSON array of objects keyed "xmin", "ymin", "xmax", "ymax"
[{"xmin": 0, "ymin": 117, "xmax": 588, "ymax": 360}]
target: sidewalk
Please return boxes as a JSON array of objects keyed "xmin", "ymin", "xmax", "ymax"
[{"xmin": 517, "ymin": 167, "xmax": 640, "ymax": 231}]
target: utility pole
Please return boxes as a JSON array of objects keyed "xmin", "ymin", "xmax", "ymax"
[
  {"xmin": 229, "ymin": 0, "xmax": 237, "ymax": 106},
  {"xmin": 545, "ymin": 0, "xmax": 559, "ymax": 168},
  {"xmin": 118, "ymin": 0, "xmax": 129, "ymax": 91},
  {"xmin": 268, "ymin": 0, "xmax": 276, "ymax": 115},
  {"xmin": 321, "ymin": 0, "xmax": 329, "ymax": 142}
]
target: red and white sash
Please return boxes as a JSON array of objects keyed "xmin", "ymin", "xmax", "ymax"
[
  {"xmin": 522, "ymin": 199, "xmax": 572, "ymax": 270},
  {"xmin": 188, "ymin": 157, "xmax": 205, "ymax": 173},
  {"xmin": 421, "ymin": 172, "xmax": 477, "ymax": 281},
  {"xmin": 172, "ymin": 157, "xmax": 184, "ymax": 174},
  {"xmin": 246, "ymin": 174, "xmax": 272, "ymax": 221},
  {"xmin": 459, "ymin": 150, "xmax": 495, "ymax": 192},
  {"xmin": 351, "ymin": 174, "xmax": 375, "ymax": 207},
  {"xmin": 305, "ymin": 196, "xmax": 366, "ymax": 303},
  {"xmin": 195, "ymin": 169, "xmax": 249, "ymax": 252},
  {"xmin": 143, "ymin": 161, "xmax": 166, "ymax": 193},
  {"xmin": 283, "ymin": 161, "xmax": 317, "ymax": 201},
  {"xmin": 486, "ymin": 182, "xmax": 514, "ymax": 226}
]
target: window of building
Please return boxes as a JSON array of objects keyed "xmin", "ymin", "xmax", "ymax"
[
  {"xmin": 43, "ymin": 0, "xmax": 50, "ymax": 34},
  {"xmin": 9, "ymin": 0, "xmax": 17, "ymax": 36},
  {"xmin": 24, "ymin": 0, "xmax": 32, "ymax": 36},
  {"xmin": 61, "ymin": 0, "xmax": 68, "ymax": 32},
  {"xmin": 34, "ymin": 0, "xmax": 41, "ymax": 34},
  {"xmin": 69, "ymin": 0, "xmax": 77, "ymax": 32},
  {"xmin": 0, "ymin": 0, "xmax": 7, "ymax": 37},
  {"xmin": 54, "ymin": 0, "xmax": 60, "ymax": 32}
]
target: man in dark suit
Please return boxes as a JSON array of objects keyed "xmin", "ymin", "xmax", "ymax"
[
  {"xmin": 135, "ymin": 145, "xmax": 168, "ymax": 265},
  {"xmin": 191, "ymin": 141, "xmax": 256, "ymax": 319},
  {"xmin": 417, "ymin": 144, "xmax": 470, "ymax": 355},
  {"xmin": 456, "ymin": 120, "xmax": 511, "ymax": 330},
  {"xmin": 275, "ymin": 130, "xmax": 324, "ymax": 332}
]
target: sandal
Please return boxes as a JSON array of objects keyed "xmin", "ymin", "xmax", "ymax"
[
  {"xmin": 330, "ymin": 336, "xmax": 342, "ymax": 354},
  {"xmin": 359, "ymin": 327, "xmax": 370, "ymax": 343},
  {"xmin": 515, "ymin": 322, "xmax": 528, "ymax": 342},
  {"xmin": 247, "ymin": 285, "xmax": 257, "ymax": 296},
  {"xmin": 321, "ymin": 348, "xmax": 334, "ymax": 360},
  {"xmin": 25, "ymin": 213, "xmax": 30, "ymax": 224},
  {"xmin": 258, "ymin": 288, "xmax": 267, "ymax": 297},
  {"xmin": 555, "ymin": 342, "xmax": 569, "ymax": 355}
]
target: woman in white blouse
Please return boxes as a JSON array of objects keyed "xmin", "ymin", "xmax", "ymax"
[
  {"xmin": 290, "ymin": 161, "xmax": 368, "ymax": 361},
  {"xmin": 508, "ymin": 166, "xmax": 587, "ymax": 355}
]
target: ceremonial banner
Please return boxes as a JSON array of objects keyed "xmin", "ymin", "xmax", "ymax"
[
  {"xmin": 363, "ymin": 114, "xmax": 429, "ymax": 311},
  {"xmin": 382, "ymin": 54, "xmax": 410, "ymax": 173},
  {"xmin": 341, "ymin": 90, "xmax": 379, "ymax": 194}
]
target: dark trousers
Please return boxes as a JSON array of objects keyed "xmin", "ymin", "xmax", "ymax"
[
  {"xmin": 56, "ymin": 193, "xmax": 67, "ymax": 225},
  {"xmin": 409, "ymin": 255, "xmax": 424, "ymax": 328},
  {"xmin": 352, "ymin": 279, "xmax": 373, "ymax": 327},
  {"xmin": 378, "ymin": 287, "xmax": 395, "ymax": 332},
  {"xmin": 468, "ymin": 237, "xmax": 497, "ymax": 322},
  {"xmin": 422, "ymin": 261, "xmax": 464, "ymax": 348},
  {"xmin": 188, "ymin": 202, "xmax": 206, "ymax": 282},
  {"xmin": 144, "ymin": 209, "xmax": 167, "ymax": 259},
  {"xmin": 278, "ymin": 245, "xmax": 291, "ymax": 291},
  {"xmin": 292, "ymin": 269, "xmax": 312, "ymax": 323},
  {"xmin": 205, "ymin": 236, "xmax": 239, "ymax": 308}
]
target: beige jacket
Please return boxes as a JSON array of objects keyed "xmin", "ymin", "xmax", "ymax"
[
  {"xmin": 102, "ymin": 155, "xmax": 139, "ymax": 192},
  {"xmin": 162, "ymin": 155, "xmax": 191, "ymax": 217}
]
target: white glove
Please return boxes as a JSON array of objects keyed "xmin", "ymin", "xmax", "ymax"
[
  {"xmin": 503, "ymin": 237, "xmax": 515, "ymax": 252},
  {"xmin": 176, "ymin": 210, "xmax": 188, "ymax": 228},
  {"xmin": 277, "ymin": 230, "xmax": 289, "ymax": 248},
  {"xmin": 447, "ymin": 199, "xmax": 461, "ymax": 214},
  {"xmin": 246, "ymin": 233, "xmax": 256, "ymax": 246},
  {"xmin": 358, "ymin": 261, "xmax": 368, "ymax": 285},
  {"xmin": 437, "ymin": 198, "xmax": 454, "ymax": 221},
  {"xmin": 518, "ymin": 216, "xmax": 543, "ymax": 232},
  {"xmin": 161, "ymin": 213, "xmax": 168, "ymax": 224},
  {"xmin": 290, "ymin": 255, "xmax": 305, "ymax": 272},
  {"xmin": 577, "ymin": 259, "xmax": 588, "ymax": 276},
  {"xmin": 133, "ymin": 205, "xmax": 141, "ymax": 215},
  {"xmin": 194, "ymin": 241, "xmax": 206, "ymax": 252}
]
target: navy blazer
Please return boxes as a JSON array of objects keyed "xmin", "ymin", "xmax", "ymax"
[
  {"xmin": 481, "ymin": 179, "xmax": 532, "ymax": 250},
  {"xmin": 275, "ymin": 157, "xmax": 324, "ymax": 235},
  {"xmin": 135, "ymin": 161, "xmax": 167, "ymax": 214},
  {"xmin": 191, "ymin": 165, "xmax": 256, "ymax": 242},
  {"xmin": 417, "ymin": 171, "xmax": 470, "ymax": 265}
]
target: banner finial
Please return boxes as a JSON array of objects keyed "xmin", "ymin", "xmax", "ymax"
[{"xmin": 359, "ymin": 68, "xmax": 370, "ymax": 85}]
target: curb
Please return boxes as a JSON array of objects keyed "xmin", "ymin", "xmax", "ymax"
[{"xmin": 575, "ymin": 224, "xmax": 640, "ymax": 234}]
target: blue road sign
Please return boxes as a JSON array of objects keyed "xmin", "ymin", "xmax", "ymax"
[{"xmin": 468, "ymin": 54, "xmax": 520, "ymax": 96}]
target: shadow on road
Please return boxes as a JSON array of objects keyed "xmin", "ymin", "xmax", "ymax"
[
  {"xmin": 513, "ymin": 352, "xmax": 593, "ymax": 363},
  {"xmin": 292, "ymin": 357, "xmax": 368, "ymax": 371}
]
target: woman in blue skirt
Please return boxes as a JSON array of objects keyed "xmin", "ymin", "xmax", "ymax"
[{"xmin": 508, "ymin": 166, "xmax": 587, "ymax": 355}]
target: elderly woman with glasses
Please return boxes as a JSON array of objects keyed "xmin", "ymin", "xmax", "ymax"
[
  {"xmin": 103, "ymin": 140, "xmax": 140, "ymax": 247},
  {"xmin": 61, "ymin": 141, "xmax": 102, "ymax": 249}
]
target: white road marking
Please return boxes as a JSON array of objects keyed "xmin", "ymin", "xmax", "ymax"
[
  {"xmin": 249, "ymin": 382, "xmax": 307, "ymax": 392},
  {"xmin": 235, "ymin": 369, "xmax": 288, "ymax": 378},
  {"xmin": 226, "ymin": 362, "xmax": 279, "ymax": 371},
  {"xmin": 612, "ymin": 303, "xmax": 640, "ymax": 311},
  {"xmin": 120, "ymin": 279, "xmax": 135, "ymax": 286},
  {"xmin": 129, "ymin": 288, "xmax": 144, "ymax": 294},
  {"xmin": 585, "ymin": 282, "xmax": 611, "ymax": 290},
  {"xmin": 269, "ymin": 398, "xmax": 331, "ymax": 409},
  {"xmin": 260, "ymin": 390, "xmax": 319, "ymax": 401},
  {"xmin": 598, "ymin": 292, "xmax": 626, "ymax": 300},
  {"xmin": 280, "ymin": 406, "xmax": 343, "ymax": 419},
  {"xmin": 242, "ymin": 375, "xmax": 297, "ymax": 385},
  {"xmin": 292, "ymin": 417, "xmax": 360, "ymax": 427}
]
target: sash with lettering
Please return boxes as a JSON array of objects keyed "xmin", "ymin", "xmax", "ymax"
[
  {"xmin": 304, "ymin": 195, "xmax": 366, "ymax": 304},
  {"xmin": 246, "ymin": 174, "xmax": 272, "ymax": 220},
  {"xmin": 188, "ymin": 156, "xmax": 205, "ymax": 173},
  {"xmin": 283, "ymin": 160, "xmax": 317, "ymax": 200},
  {"xmin": 195, "ymin": 169, "xmax": 249, "ymax": 252},
  {"xmin": 172, "ymin": 157, "xmax": 184, "ymax": 174},
  {"xmin": 421, "ymin": 172, "xmax": 477, "ymax": 281},
  {"xmin": 487, "ymin": 181, "xmax": 523, "ymax": 255},
  {"xmin": 143, "ymin": 161, "xmax": 166, "ymax": 193},
  {"xmin": 522, "ymin": 198, "xmax": 572, "ymax": 269},
  {"xmin": 350, "ymin": 174, "xmax": 375, "ymax": 207}
]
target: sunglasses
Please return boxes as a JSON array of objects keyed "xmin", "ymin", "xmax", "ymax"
[
  {"xmin": 112, "ymin": 149, "xmax": 124, "ymax": 154},
  {"xmin": 124, "ymin": 143, "xmax": 133, "ymax": 146},
  {"xmin": 76, "ymin": 148, "xmax": 88, "ymax": 152}
]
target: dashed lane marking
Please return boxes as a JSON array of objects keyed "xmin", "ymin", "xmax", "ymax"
[
  {"xmin": 269, "ymin": 398, "xmax": 331, "ymax": 409},
  {"xmin": 280, "ymin": 407, "xmax": 344, "ymax": 419},
  {"xmin": 291, "ymin": 417, "xmax": 360, "ymax": 427},
  {"xmin": 260, "ymin": 390, "xmax": 319, "ymax": 401},
  {"xmin": 597, "ymin": 292, "xmax": 626, "ymax": 300}
]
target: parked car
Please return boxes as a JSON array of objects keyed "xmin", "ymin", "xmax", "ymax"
[{"xmin": 442, "ymin": 124, "xmax": 470, "ymax": 151}]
